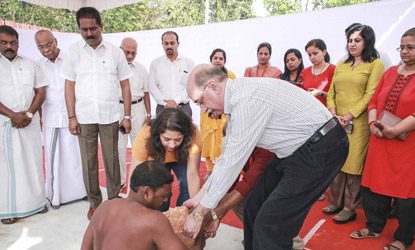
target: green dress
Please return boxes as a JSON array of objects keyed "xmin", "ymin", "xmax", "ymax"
[{"xmin": 327, "ymin": 59, "xmax": 384, "ymax": 175}]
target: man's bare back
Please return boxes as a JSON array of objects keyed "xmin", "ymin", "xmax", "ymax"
[{"xmin": 81, "ymin": 162, "xmax": 185, "ymax": 250}]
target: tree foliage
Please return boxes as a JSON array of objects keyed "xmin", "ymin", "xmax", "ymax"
[
  {"xmin": 0, "ymin": 0, "xmax": 253, "ymax": 33},
  {"xmin": 312, "ymin": 0, "xmax": 378, "ymax": 9},
  {"xmin": 264, "ymin": 0, "xmax": 302, "ymax": 15},
  {"xmin": 0, "ymin": 0, "xmax": 378, "ymax": 33}
]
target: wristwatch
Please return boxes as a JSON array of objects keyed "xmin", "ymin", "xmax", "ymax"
[
  {"xmin": 124, "ymin": 115, "xmax": 132, "ymax": 120},
  {"xmin": 26, "ymin": 111, "xmax": 34, "ymax": 119},
  {"xmin": 211, "ymin": 209, "xmax": 219, "ymax": 221},
  {"xmin": 193, "ymin": 211, "xmax": 204, "ymax": 221}
]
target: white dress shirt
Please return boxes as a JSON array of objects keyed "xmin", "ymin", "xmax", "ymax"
[
  {"xmin": 119, "ymin": 61, "xmax": 148, "ymax": 101},
  {"xmin": 0, "ymin": 54, "xmax": 48, "ymax": 123},
  {"xmin": 38, "ymin": 54, "xmax": 68, "ymax": 128},
  {"xmin": 148, "ymin": 54, "xmax": 194, "ymax": 105},
  {"xmin": 60, "ymin": 39, "xmax": 131, "ymax": 124},
  {"xmin": 200, "ymin": 77, "xmax": 333, "ymax": 208}
]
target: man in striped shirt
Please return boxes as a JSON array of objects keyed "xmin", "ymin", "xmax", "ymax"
[{"xmin": 184, "ymin": 64, "xmax": 349, "ymax": 250}]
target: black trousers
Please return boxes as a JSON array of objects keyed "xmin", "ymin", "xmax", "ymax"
[
  {"xmin": 244, "ymin": 121, "xmax": 349, "ymax": 250},
  {"xmin": 362, "ymin": 187, "xmax": 415, "ymax": 247}
]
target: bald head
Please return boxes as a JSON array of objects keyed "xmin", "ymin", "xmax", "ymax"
[
  {"xmin": 187, "ymin": 64, "xmax": 227, "ymax": 113},
  {"xmin": 120, "ymin": 37, "xmax": 138, "ymax": 63},
  {"xmin": 35, "ymin": 29, "xmax": 59, "ymax": 62}
]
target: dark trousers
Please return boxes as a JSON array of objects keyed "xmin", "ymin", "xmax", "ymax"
[
  {"xmin": 160, "ymin": 161, "xmax": 189, "ymax": 212},
  {"xmin": 244, "ymin": 121, "xmax": 349, "ymax": 250},
  {"xmin": 362, "ymin": 187, "xmax": 415, "ymax": 247},
  {"xmin": 156, "ymin": 103, "xmax": 192, "ymax": 118},
  {"xmin": 78, "ymin": 122, "xmax": 121, "ymax": 208}
]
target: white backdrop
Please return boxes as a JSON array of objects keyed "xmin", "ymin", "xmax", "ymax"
[{"xmin": 15, "ymin": 0, "xmax": 415, "ymax": 125}]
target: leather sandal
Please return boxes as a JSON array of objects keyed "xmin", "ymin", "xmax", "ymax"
[
  {"xmin": 332, "ymin": 209, "xmax": 356, "ymax": 224},
  {"xmin": 384, "ymin": 241, "xmax": 407, "ymax": 250},
  {"xmin": 350, "ymin": 228, "xmax": 380, "ymax": 239},
  {"xmin": 322, "ymin": 204, "xmax": 342, "ymax": 215},
  {"xmin": 1, "ymin": 218, "xmax": 19, "ymax": 224}
]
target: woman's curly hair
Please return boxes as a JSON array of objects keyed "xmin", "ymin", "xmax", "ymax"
[{"xmin": 146, "ymin": 108, "xmax": 195, "ymax": 162}]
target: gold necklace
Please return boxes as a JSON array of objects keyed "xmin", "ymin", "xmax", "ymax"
[{"xmin": 312, "ymin": 62, "xmax": 326, "ymax": 77}]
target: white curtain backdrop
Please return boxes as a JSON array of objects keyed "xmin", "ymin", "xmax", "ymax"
[{"xmin": 16, "ymin": 0, "xmax": 415, "ymax": 125}]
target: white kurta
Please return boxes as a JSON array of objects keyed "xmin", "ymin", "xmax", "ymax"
[
  {"xmin": 38, "ymin": 55, "xmax": 86, "ymax": 206},
  {"xmin": 0, "ymin": 54, "xmax": 47, "ymax": 219}
]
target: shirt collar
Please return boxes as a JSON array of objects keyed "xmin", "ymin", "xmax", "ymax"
[
  {"xmin": 129, "ymin": 60, "xmax": 138, "ymax": 67},
  {"xmin": 81, "ymin": 38, "xmax": 106, "ymax": 50},
  {"xmin": 163, "ymin": 53, "xmax": 182, "ymax": 62},
  {"xmin": 42, "ymin": 50, "xmax": 63, "ymax": 64},
  {"xmin": 0, "ymin": 53, "xmax": 24, "ymax": 63}
]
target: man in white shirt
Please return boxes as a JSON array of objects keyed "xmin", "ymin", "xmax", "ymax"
[
  {"xmin": 0, "ymin": 25, "xmax": 48, "ymax": 224},
  {"xmin": 35, "ymin": 30, "xmax": 86, "ymax": 208},
  {"xmin": 184, "ymin": 64, "xmax": 349, "ymax": 250},
  {"xmin": 61, "ymin": 7, "xmax": 132, "ymax": 220},
  {"xmin": 149, "ymin": 31, "xmax": 194, "ymax": 117},
  {"xmin": 118, "ymin": 37, "xmax": 151, "ymax": 187}
]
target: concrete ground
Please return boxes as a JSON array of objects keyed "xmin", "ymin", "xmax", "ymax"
[{"xmin": 0, "ymin": 188, "xmax": 243, "ymax": 250}]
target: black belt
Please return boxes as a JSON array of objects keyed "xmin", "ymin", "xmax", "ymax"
[
  {"xmin": 119, "ymin": 97, "xmax": 143, "ymax": 104},
  {"xmin": 308, "ymin": 118, "xmax": 338, "ymax": 144}
]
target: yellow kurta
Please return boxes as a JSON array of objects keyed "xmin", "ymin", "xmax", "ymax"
[
  {"xmin": 200, "ymin": 69, "xmax": 236, "ymax": 171},
  {"xmin": 327, "ymin": 59, "xmax": 384, "ymax": 175}
]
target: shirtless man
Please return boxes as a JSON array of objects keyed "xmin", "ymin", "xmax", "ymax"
[{"xmin": 81, "ymin": 161, "xmax": 185, "ymax": 250}]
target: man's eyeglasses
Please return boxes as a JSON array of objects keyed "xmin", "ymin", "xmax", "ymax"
[
  {"xmin": 37, "ymin": 40, "xmax": 55, "ymax": 50},
  {"xmin": 194, "ymin": 84, "xmax": 209, "ymax": 106},
  {"xmin": 396, "ymin": 44, "xmax": 415, "ymax": 52}
]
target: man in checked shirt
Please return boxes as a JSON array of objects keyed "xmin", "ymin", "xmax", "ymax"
[{"xmin": 183, "ymin": 64, "xmax": 349, "ymax": 250}]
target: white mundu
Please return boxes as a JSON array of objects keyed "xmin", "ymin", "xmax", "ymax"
[
  {"xmin": 38, "ymin": 54, "xmax": 86, "ymax": 207},
  {"xmin": 0, "ymin": 55, "xmax": 47, "ymax": 219},
  {"xmin": 118, "ymin": 61, "xmax": 148, "ymax": 185}
]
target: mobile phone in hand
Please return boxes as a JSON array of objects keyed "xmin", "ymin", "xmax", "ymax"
[
  {"xmin": 344, "ymin": 122, "xmax": 353, "ymax": 134},
  {"xmin": 119, "ymin": 126, "xmax": 126, "ymax": 135}
]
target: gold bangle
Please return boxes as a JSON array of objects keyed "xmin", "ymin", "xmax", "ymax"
[
  {"xmin": 68, "ymin": 116, "xmax": 77, "ymax": 121},
  {"xmin": 193, "ymin": 211, "xmax": 204, "ymax": 221}
]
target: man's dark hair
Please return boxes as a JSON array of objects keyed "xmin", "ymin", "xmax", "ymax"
[
  {"xmin": 147, "ymin": 108, "xmax": 195, "ymax": 162},
  {"xmin": 402, "ymin": 27, "xmax": 415, "ymax": 38},
  {"xmin": 161, "ymin": 31, "xmax": 179, "ymax": 43},
  {"xmin": 0, "ymin": 25, "xmax": 19, "ymax": 40},
  {"xmin": 130, "ymin": 161, "xmax": 173, "ymax": 192},
  {"xmin": 76, "ymin": 7, "xmax": 102, "ymax": 28}
]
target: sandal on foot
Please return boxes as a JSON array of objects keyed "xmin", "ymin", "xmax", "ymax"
[
  {"xmin": 322, "ymin": 204, "xmax": 342, "ymax": 215},
  {"xmin": 333, "ymin": 209, "xmax": 356, "ymax": 224},
  {"xmin": 350, "ymin": 228, "xmax": 380, "ymax": 239},
  {"xmin": 384, "ymin": 241, "xmax": 407, "ymax": 250},
  {"xmin": 1, "ymin": 218, "xmax": 19, "ymax": 224}
]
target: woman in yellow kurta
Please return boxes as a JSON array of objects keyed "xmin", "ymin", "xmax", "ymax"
[
  {"xmin": 200, "ymin": 48, "xmax": 236, "ymax": 180},
  {"xmin": 325, "ymin": 24, "xmax": 385, "ymax": 223}
]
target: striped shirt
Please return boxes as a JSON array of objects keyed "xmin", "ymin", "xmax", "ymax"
[{"xmin": 201, "ymin": 77, "xmax": 332, "ymax": 208}]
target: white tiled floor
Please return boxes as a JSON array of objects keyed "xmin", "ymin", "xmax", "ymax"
[{"xmin": 0, "ymin": 188, "xmax": 243, "ymax": 250}]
